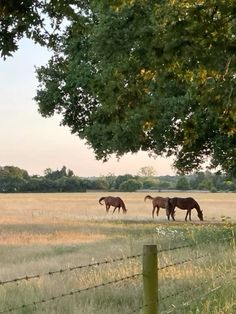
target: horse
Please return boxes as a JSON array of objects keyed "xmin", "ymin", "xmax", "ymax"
[
  {"xmin": 99, "ymin": 196, "xmax": 127, "ymax": 214},
  {"xmin": 167, "ymin": 197, "xmax": 203, "ymax": 221},
  {"xmin": 144, "ymin": 195, "xmax": 171, "ymax": 219}
]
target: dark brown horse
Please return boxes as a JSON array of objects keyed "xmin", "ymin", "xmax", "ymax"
[
  {"xmin": 99, "ymin": 196, "xmax": 127, "ymax": 214},
  {"xmin": 167, "ymin": 197, "xmax": 203, "ymax": 221},
  {"xmin": 144, "ymin": 195, "xmax": 170, "ymax": 219}
]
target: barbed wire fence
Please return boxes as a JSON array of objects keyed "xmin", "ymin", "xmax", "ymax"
[{"xmin": 0, "ymin": 238, "xmax": 235, "ymax": 314}]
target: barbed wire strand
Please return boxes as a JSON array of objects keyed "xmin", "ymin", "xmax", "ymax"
[
  {"xmin": 0, "ymin": 237, "xmax": 234, "ymax": 313},
  {"xmin": 127, "ymin": 267, "xmax": 236, "ymax": 314},
  {"xmin": 0, "ymin": 273, "xmax": 142, "ymax": 314},
  {"xmin": 158, "ymin": 254, "xmax": 208, "ymax": 270},
  {"xmin": 157, "ymin": 244, "xmax": 194, "ymax": 253},
  {"xmin": 124, "ymin": 253, "xmax": 208, "ymax": 314},
  {"xmin": 161, "ymin": 272, "xmax": 236, "ymax": 313},
  {"xmin": 0, "ymin": 243, "xmax": 197, "ymax": 288},
  {"xmin": 0, "ymin": 253, "xmax": 142, "ymax": 287},
  {"xmin": 160, "ymin": 267, "xmax": 235, "ymax": 302}
]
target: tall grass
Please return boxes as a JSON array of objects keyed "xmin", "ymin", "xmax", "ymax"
[
  {"xmin": 0, "ymin": 222, "xmax": 235, "ymax": 313},
  {"xmin": 0, "ymin": 192, "xmax": 235, "ymax": 313}
]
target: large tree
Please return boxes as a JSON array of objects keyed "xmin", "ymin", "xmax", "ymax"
[
  {"xmin": 0, "ymin": 0, "xmax": 84, "ymax": 58},
  {"xmin": 1, "ymin": 1, "xmax": 236, "ymax": 176}
]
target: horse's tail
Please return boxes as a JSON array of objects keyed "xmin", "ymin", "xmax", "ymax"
[
  {"xmin": 99, "ymin": 197, "xmax": 106, "ymax": 205},
  {"xmin": 121, "ymin": 201, "xmax": 127, "ymax": 213},
  {"xmin": 165, "ymin": 197, "xmax": 170, "ymax": 208},
  {"xmin": 165, "ymin": 197, "xmax": 175, "ymax": 220},
  {"xmin": 144, "ymin": 195, "xmax": 154, "ymax": 202},
  {"xmin": 165, "ymin": 197, "xmax": 172, "ymax": 214},
  {"xmin": 165, "ymin": 197, "xmax": 170, "ymax": 218}
]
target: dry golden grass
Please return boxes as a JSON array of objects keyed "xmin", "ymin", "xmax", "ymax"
[
  {"xmin": 0, "ymin": 192, "xmax": 235, "ymax": 313},
  {"xmin": 0, "ymin": 191, "xmax": 235, "ymax": 247},
  {"xmin": 0, "ymin": 191, "xmax": 235, "ymax": 219},
  {"xmin": 0, "ymin": 231, "xmax": 107, "ymax": 245}
]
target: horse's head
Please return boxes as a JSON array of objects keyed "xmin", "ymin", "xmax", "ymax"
[{"xmin": 198, "ymin": 210, "xmax": 204, "ymax": 221}]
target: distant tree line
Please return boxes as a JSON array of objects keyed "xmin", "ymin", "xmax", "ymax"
[{"xmin": 0, "ymin": 165, "xmax": 235, "ymax": 193}]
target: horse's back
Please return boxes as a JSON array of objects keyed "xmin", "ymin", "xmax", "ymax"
[
  {"xmin": 153, "ymin": 196, "xmax": 167, "ymax": 207},
  {"xmin": 171, "ymin": 197, "xmax": 198, "ymax": 209},
  {"xmin": 105, "ymin": 196, "xmax": 116, "ymax": 204},
  {"xmin": 104, "ymin": 196, "xmax": 125, "ymax": 207}
]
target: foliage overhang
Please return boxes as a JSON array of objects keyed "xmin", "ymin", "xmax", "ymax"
[{"xmin": 1, "ymin": 1, "xmax": 236, "ymax": 176}]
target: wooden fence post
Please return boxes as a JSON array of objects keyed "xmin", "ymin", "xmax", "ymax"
[{"xmin": 142, "ymin": 245, "xmax": 158, "ymax": 314}]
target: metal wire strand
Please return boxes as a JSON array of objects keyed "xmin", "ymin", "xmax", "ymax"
[
  {"xmin": 158, "ymin": 254, "xmax": 208, "ymax": 270},
  {"xmin": 0, "ymin": 273, "xmax": 142, "ymax": 313},
  {"xmin": 0, "ymin": 253, "xmax": 142, "ymax": 287}
]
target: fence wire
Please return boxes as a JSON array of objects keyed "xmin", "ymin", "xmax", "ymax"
[
  {"xmin": 158, "ymin": 243, "xmax": 194, "ymax": 253},
  {"xmin": 161, "ymin": 269, "xmax": 236, "ymax": 313},
  {"xmin": 0, "ymin": 237, "xmax": 234, "ymax": 313},
  {"xmin": 127, "ymin": 267, "xmax": 236, "ymax": 314},
  {"xmin": 0, "ymin": 253, "xmax": 142, "ymax": 287},
  {"xmin": 165, "ymin": 279, "xmax": 236, "ymax": 314},
  {"xmin": 0, "ymin": 273, "xmax": 142, "ymax": 313},
  {"xmin": 0, "ymin": 243, "xmax": 194, "ymax": 288},
  {"xmin": 159, "ymin": 253, "xmax": 208, "ymax": 270},
  {"xmin": 160, "ymin": 267, "xmax": 235, "ymax": 301}
]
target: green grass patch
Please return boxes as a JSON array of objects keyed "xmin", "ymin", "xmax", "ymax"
[{"xmin": 0, "ymin": 220, "xmax": 235, "ymax": 313}]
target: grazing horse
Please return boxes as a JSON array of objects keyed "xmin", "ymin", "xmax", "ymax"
[
  {"xmin": 144, "ymin": 195, "xmax": 170, "ymax": 219},
  {"xmin": 99, "ymin": 196, "xmax": 127, "ymax": 214},
  {"xmin": 167, "ymin": 197, "xmax": 203, "ymax": 221}
]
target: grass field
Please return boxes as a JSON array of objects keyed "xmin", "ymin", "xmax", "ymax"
[{"xmin": 0, "ymin": 192, "xmax": 235, "ymax": 313}]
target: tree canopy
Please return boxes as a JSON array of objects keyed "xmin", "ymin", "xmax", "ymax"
[
  {"xmin": 0, "ymin": 0, "xmax": 83, "ymax": 58},
  {"xmin": 1, "ymin": 1, "xmax": 236, "ymax": 176}
]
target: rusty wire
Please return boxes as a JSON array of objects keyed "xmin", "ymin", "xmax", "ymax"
[{"xmin": 0, "ymin": 273, "xmax": 142, "ymax": 313}]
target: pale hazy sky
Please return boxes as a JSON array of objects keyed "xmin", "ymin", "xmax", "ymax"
[{"xmin": 0, "ymin": 38, "xmax": 175, "ymax": 177}]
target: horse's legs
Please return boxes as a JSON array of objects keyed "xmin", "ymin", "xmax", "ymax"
[
  {"xmin": 171, "ymin": 207, "xmax": 176, "ymax": 221},
  {"xmin": 167, "ymin": 210, "xmax": 170, "ymax": 221},
  {"xmin": 156, "ymin": 206, "xmax": 160, "ymax": 216},
  {"xmin": 112, "ymin": 206, "xmax": 118, "ymax": 214},
  {"xmin": 165, "ymin": 200, "xmax": 172, "ymax": 221},
  {"xmin": 171, "ymin": 212, "xmax": 175, "ymax": 221},
  {"xmin": 185, "ymin": 211, "xmax": 188, "ymax": 221},
  {"xmin": 167, "ymin": 209, "xmax": 175, "ymax": 221},
  {"xmin": 152, "ymin": 206, "xmax": 155, "ymax": 219},
  {"xmin": 106, "ymin": 205, "xmax": 110, "ymax": 213},
  {"xmin": 189, "ymin": 210, "xmax": 192, "ymax": 221},
  {"xmin": 185, "ymin": 210, "xmax": 190, "ymax": 221}
]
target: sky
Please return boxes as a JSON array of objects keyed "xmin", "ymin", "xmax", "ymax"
[{"xmin": 0, "ymin": 38, "xmax": 176, "ymax": 177}]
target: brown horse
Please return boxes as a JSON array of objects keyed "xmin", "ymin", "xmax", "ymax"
[
  {"xmin": 144, "ymin": 195, "xmax": 170, "ymax": 219},
  {"xmin": 167, "ymin": 197, "xmax": 203, "ymax": 221},
  {"xmin": 99, "ymin": 196, "xmax": 127, "ymax": 214}
]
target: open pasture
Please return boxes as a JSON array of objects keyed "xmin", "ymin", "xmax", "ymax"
[
  {"xmin": 0, "ymin": 192, "xmax": 235, "ymax": 226},
  {"xmin": 0, "ymin": 192, "xmax": 235, "ymax": 313}
]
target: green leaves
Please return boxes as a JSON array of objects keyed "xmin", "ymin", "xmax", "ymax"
[
  {"xmin": 0, "ymin": 0, "xmax": 81, "ymax": 58},
  {"xmin": 2, "ymin": 1, "xmax": 235, "ymax": 176}
]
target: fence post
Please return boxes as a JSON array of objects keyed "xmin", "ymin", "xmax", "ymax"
[{"xmin": 142, "ymin": 245, "xmax": 158, "ymax": 314}]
